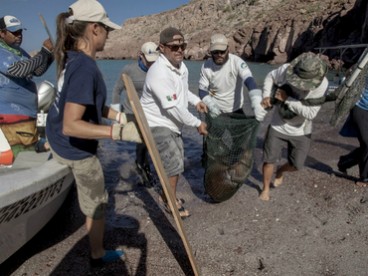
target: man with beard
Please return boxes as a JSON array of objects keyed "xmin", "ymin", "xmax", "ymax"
[
  {"xmin": 198, "ymin": 33, "xmax": 266, "ymax": 120},
  {"xmin": 198, "ymin": 33, "xmax": 266, "ymax": 202}
]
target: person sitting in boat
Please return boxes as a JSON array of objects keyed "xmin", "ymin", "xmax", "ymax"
[{"xmin": 0, "ymin": 15, "xmax": 54, "ymax": 164}]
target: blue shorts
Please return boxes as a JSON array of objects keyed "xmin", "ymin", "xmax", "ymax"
[
  {"xmin": 263, "ymin": 126, "xmax": 311, "ymax": 170},
  {"xmin": 151, "ymin": 127, "xmax": 184, "ymax": 177}
]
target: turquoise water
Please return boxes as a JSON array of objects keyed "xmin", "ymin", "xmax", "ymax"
[{"xmin": 34, "ymin": 59, "xmax": 279, "ymax": 105}]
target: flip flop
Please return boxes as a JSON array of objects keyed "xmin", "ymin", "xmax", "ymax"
[
  {"xmin": 159, "ymin": 196, "xmax": 190, "ymax": 219},
  {"xmin": 176, "ymin": 198, "xmax": 185, "ymax": 205}
]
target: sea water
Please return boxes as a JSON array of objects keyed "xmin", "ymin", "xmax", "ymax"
[
  {"xmin": 34, "ymin": 59, "xmax": 280, "ymax": 104},
  {"xmin": 33, "ymin": 59, "xmax": 280, "ymax": 186}
]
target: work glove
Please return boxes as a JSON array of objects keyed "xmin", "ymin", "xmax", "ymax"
[
  {"xmin": 110, "ymin": 103, "xmax": 121, "ymax": 112},
  {"xmin": 202, "ymin": 95, "xmax": 221, "ymax": 118},
  {"xmin": 249, "ymin": 89, "xmax": 267, "ymax": 122},
  {"xmin": 111, "ymin": 122, "xmax": 142, "ymax": 143},
  {"xmin": 115, "ymin": 112, "xmax": 128, "ymax": 125}
]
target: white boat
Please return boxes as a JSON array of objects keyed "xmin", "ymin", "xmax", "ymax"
[
  {"xmin": 0, "ymin": 81, "xmax": 74, "ymax": 264},
  {"xmin": 0, "ymin": 151, "xmax": 74, "ymax": 264}
]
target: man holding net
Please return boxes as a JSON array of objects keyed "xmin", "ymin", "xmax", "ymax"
[
  {"xmin": 141, "ymin": 27, "xmax": 207, "ymax": 218},
  {"xmin": 259, "ymin": 52, "xmax": 328, "ymax": 201},
  {"xmin": 198, "ymin": 33, "xmax": 267, "ymax": 202}
]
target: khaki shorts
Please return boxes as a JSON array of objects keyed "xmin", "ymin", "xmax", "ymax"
[
  {"xmin": 151, "ymin": 127, "xmax": 184, "ymax": 177},
  {"xmin": 0, "ymin": 120, "xmax": 38, "ymax": 146},
  {"xmin": 51, "ymin": 149, "xmax": 108, "ymax": 219}
]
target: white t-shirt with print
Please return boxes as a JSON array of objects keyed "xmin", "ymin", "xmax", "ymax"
[{"xmin": 198, "ymin": 53, "xmax": 254, "ymax": 113}]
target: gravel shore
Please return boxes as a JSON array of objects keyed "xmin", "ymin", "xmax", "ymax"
[{"xmin": 1, "ymin": 102, "xmax": 368, "ymax": 276}]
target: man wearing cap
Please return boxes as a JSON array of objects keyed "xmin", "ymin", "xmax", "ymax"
[
  {"xmin": 259, "ymin": 52, "xmax": 329, "ymax": 201},
  {"xmin": 111, "ymin": 41, "xmax": 159, "ymax": 187},
  {"xmin": 141, "ymin": 26, "xmax": 208, "ymax": 218},
  {"xmin": 199, "ymin": 33, "xmax": 266, "ymax": 120},
  {"xmin": 198, "ymin": 33, "xmax": 266, "ymax": 177},
  {"xmin": 0, "ymin": 15, "xmax": 53, "ymax": 158}
]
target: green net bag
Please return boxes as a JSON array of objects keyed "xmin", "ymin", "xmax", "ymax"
[
  {"xmin": 330, "ymin": 48, "xmax": 368, "ymax": 126},
  {"xmin": 203, "ymin": 112, "xmax": 260, "ymax": 202}
]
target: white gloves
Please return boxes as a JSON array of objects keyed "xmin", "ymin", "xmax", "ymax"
[
  {"xmin": 110, "ymin": 103, "xmax": 121, "ymax": 112},
  {"xmin": 111, "ymin": 122, "xmax": 142, "ymax": 143},
  {"xmin": 202, "ymin": 95, "xmax": 221, "ymax": 118},
  {"xmin": 249, "ymin": 89, "xmax": 267, "ymax": 122},
  {"xmin": 115, "ymin": 112, "xmax": 128, "ymax": 125}
]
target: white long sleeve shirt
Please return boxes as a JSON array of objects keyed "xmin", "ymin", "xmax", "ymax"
[
  {"xmin": 141, "ymin": 54, "xmax": 201, "ymax": 134},
  {"xmin": 263, "ymin": 64, "xmax": 329, "ymax": 136}
]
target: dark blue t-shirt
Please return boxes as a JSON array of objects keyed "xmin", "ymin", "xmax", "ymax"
[{"xmin": 46, "ymin": 51, "xmax": 107, "ymax": 160}]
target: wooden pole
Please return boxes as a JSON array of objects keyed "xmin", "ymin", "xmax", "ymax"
[
  {"xmin": 122, "ymin": 74, "xmax": 200, "ymax": 276},
  {"xmin": 38, "ymin": 14, "xmax": 54, "ymax": 45}
]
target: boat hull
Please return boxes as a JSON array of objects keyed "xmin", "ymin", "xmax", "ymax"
[{"xmin": 0, "ymin": 157, "xmax": 74, "ymax": 264}]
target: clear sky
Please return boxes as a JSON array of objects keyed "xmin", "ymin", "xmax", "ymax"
[{"xmin": 1, "ymin": 0, "xmax": 190, "ymax": 52}]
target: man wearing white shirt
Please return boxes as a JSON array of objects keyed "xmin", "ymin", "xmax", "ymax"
[
  {"xmin": 259, "ymin": 52, "xmax": 328, "ymax": 201},
  {"xmin": 141, "ymin": 27, "xmax": 207, "ymax": 218},
  {"xmin": 198, "ymin": 33, "xmax": 266, "ymax": 120}
]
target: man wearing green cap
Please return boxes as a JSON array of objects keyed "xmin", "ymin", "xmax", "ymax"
[{"xmin": 259, "ymin": 52, "xmax": 328, "ymax": 201}]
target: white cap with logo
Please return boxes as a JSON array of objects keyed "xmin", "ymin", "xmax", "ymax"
[
  {"xmin": 0, "ymin": 15, "xmax": 25, "ymax": 32},
  {"xmin": 141, "ymin": 42, "xmax": 159, "ymax": 62},
  {"xmin": 68, "ymin": 0, "xmax": 121, "ymax": 30},
  {"xmin": 210, "ymin": 34, "xmax": 228, "ymax": 52}
]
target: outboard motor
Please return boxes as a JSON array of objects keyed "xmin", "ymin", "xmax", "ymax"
[
  {"xmin": 36, "ymin": 80, "xmax": 56, "ymax": 127},
  {"xmin": 37, "ymin": 80, "xmax": 56, "ymax": 112}
]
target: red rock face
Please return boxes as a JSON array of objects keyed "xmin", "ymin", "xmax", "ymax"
[{"xmin": 98, "ymin": 0, "xmax": 363, "ymax": 67}]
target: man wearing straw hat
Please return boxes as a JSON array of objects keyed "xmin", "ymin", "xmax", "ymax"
[{"xmin": 260, "ymin": 52, "xmax": 328, "ymax": 201}]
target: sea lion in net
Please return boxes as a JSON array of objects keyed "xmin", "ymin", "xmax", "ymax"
[{"xmin": 203, "ymin": 112, "xmax": 259, "ymax": 202}]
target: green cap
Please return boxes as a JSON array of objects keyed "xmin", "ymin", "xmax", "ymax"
[{"xmin": 286, "ymin": 52, "xmax": 327, "ymax": 91}]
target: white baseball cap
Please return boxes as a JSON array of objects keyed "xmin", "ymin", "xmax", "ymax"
[
  {"xmin": 69, "ymin": 0, "xmax": 121, "ymax": 30},
  {"xmin": 141, "ymin": 42, "xmax": 159, "ymax": 62},
  {"xmin": 210, "ymin": 34, "xmax": 228, "ymax": 51},
  {"xmin": 0, "ymin": 15, "xmax": 25, "ymax": 32}
]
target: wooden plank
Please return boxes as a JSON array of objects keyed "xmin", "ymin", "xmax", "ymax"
[{"xmin": 122, "ymin": 74, "xmax": 200, "ymax": 276}]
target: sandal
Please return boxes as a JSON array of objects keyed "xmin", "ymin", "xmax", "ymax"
[
  {"xmin": 159, "ymin": 196, "xmax": 190, "ymax": 219},
  {"xmin": 176, "ymin": 198, "xmax": 185, "ymax": 205}
]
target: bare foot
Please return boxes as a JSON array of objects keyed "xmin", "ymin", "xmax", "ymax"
[
  {"xmin": 355, "ymin": 181, "xmax": 368, "ymax": 187},
  {"xmin": 274, "ymin": 170, "xmax": 284, "ymax": 187},
  {"xmin": 259, "ymin": 191, "xmax": 270, "ymax": 201}
]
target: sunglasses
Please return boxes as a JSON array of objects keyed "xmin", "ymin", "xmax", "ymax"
[
  {"xmin": 8, "ymin": 30, "xmax": 23, "ymax": 36},
  {"xmin": 211, "ymin": 49, "xmax": 227, "ymax": 55},
  {"xmin": 164, "ymin": 43, "xmax": 187, "ymax": 52},
  {"xmin": 98, "ymin": 23, "xmax": 111, "ymax": 33}
]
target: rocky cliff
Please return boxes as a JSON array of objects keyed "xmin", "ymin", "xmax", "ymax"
[{"xmin": 98, "ymin": 0, "xmax": 368, "ymax": 68}]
